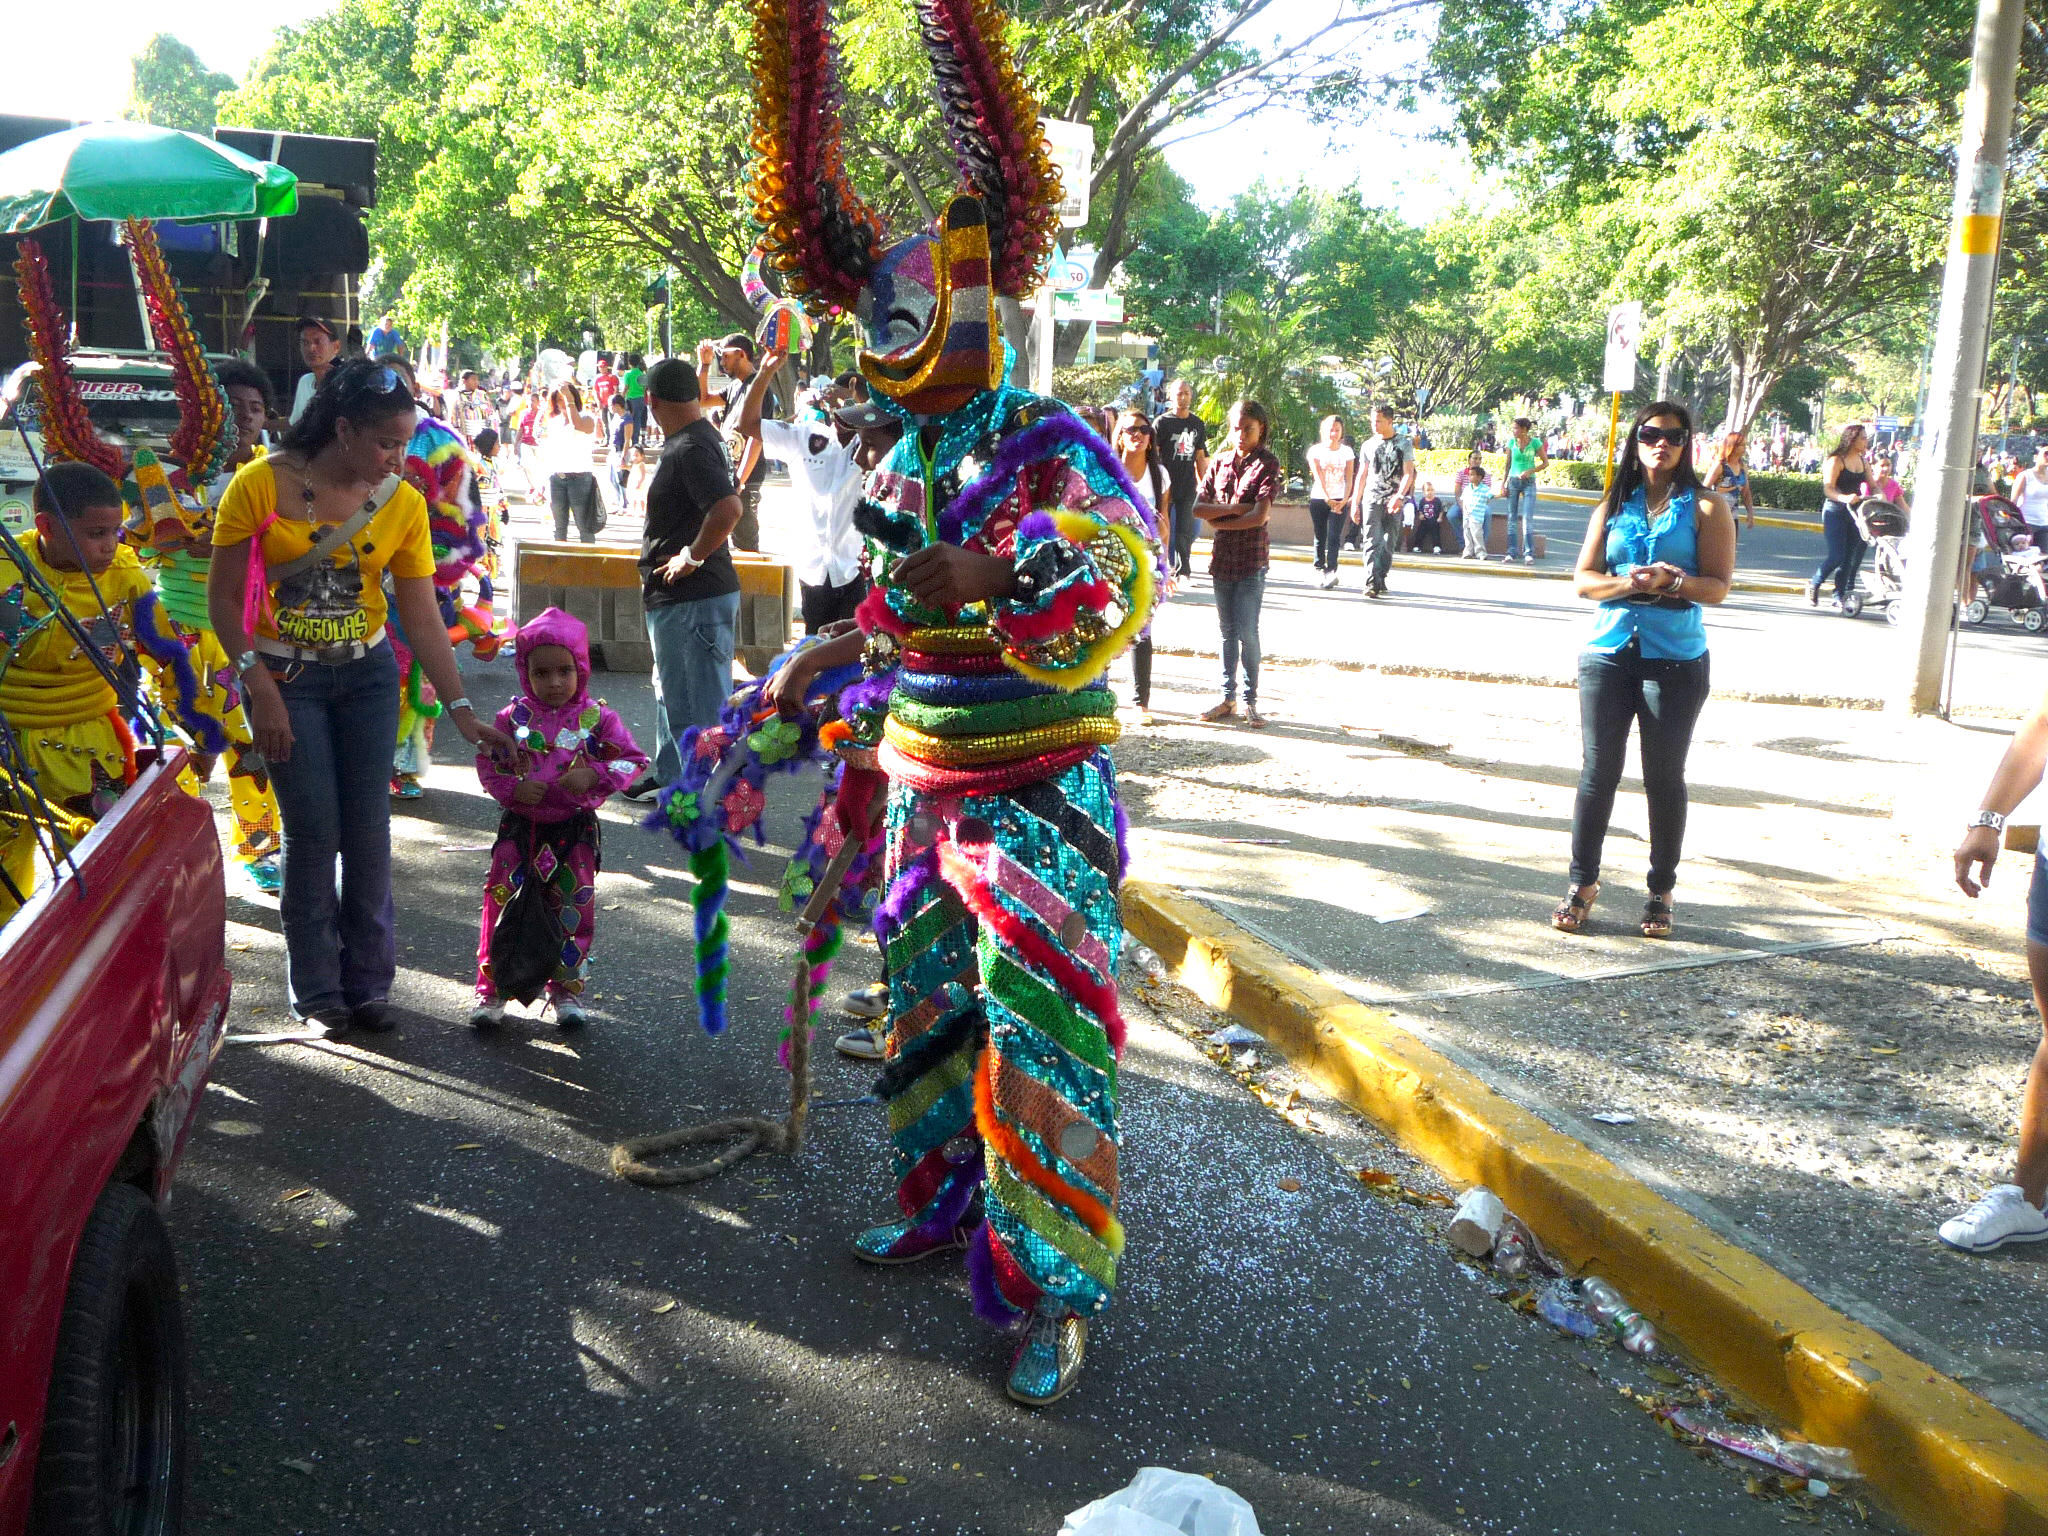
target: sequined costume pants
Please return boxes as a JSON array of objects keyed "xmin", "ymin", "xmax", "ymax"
[
  {"xmin": 475, "ymin": 807, "xmax": 601, "ymax": 1002},
  {"xmin": 876, "ymin": 750, "xmax": 1126, "ymax": 1321}
]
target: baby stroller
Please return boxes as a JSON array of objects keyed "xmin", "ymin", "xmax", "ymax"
[
  {"xmin": 1844, "ymin": 498, "xmax": 1908, "ymax": 622},
  {"xmin": 1961, "ymin": 496, "xmax": 2048, "ymax": 632}
]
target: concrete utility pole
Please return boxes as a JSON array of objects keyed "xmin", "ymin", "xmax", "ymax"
[{"xmin": 1893, "ymin": 0, "xmax": 2024, "ymax": 714}]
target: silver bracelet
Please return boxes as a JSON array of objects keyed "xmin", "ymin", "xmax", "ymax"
[{"xmin": 446, "ymin": 696, "xmax": 473, "ymax": 714}]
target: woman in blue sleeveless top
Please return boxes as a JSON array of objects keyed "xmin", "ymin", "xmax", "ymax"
[{"xmin": 1553, "ymin": 401, "xmax": 1738, "ymax": 940}]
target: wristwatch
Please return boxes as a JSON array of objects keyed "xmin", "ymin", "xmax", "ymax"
[
  {"xmin": 1971, "ymin": 810, "xmax": 2008, "ymax": 833},
  {"xmin": 234, "ymin": 648, "xmax": 261, "ymax": 675}
]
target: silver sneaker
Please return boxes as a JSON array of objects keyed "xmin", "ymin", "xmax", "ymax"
[{"xmin": 1006, "ymin": 1299, "xmax": 1087, "ymax": 1406}]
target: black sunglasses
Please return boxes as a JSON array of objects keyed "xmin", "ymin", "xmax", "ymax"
[{"xmin": 1636, "ymin": 425, "xmax": 1686, "ymax": 448}]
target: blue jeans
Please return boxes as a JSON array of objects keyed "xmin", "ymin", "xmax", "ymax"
[
  {"xmin": 1505, "ymin": 474, "xmax": 1538, "ymax": 559},
  {"xmin": 646, "ymin": 590, "xmax": 741, "ymax": 783},
  {"xmin": 265, "ymin": 643, "xmax": 401, "ymax": 1017},
  {"xmin": 1813, "ymin": 502, "xmax": 1866, "ymax": 599},
  {"xmin": 1214, "ymin": 570, "xmax": 1266, "ymax": 707}
]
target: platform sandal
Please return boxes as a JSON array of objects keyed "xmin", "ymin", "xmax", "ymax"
[
  {"xmin": 1640, "ymin": 893, "xmax": 1674, "ymax": 939},
  {"xmin": 1551, "ymin": 882, "xmax": 1598, "ymax": 934}
]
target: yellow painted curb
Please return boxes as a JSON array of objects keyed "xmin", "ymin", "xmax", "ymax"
[{"xmin": 1122, "ymin": 879, "xmax": 2048, "ymax": 1536}]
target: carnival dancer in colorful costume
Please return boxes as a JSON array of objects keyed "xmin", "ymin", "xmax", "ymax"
[
  {"xmin": 0, "ymin": 464, "xmax": 208, "ymax": 914},
  {"xmin": 387, "ymin": 378, "xmax": 508, "ymax": 800},
  {"xmin": 470, "ymin": 608, "xmax": 646, "ymax": 1029},
  {"xmin": 744, "ymin": 0, "xmax": 1162, "ymax": 1406},
  {"xmin": 136, "ymin": 359, "xmax": 287, "ymax": 892}
]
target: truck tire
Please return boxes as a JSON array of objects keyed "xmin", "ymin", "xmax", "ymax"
[{"xmin": 30, "ymin": 1181, "xmax": 188, "ymax": 1536}]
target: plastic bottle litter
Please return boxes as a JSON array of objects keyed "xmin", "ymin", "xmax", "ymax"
[
  {"xmin": 1579, "ymin": 1276, "xmax": 1658, "ymax": 1354},
  {"xmin": 1121, "ymin": 937, "xmax": 1168, "ymax": 987},
  {"xmin": 1774, "ymin": 1441, "xmax": 1858, "ymax": 1482},
  {"xmin": 1447, "ymin": 1187, "xmax": 1507, "ymax": 1257},
  {"xmin": 1535, "ymin": 1280, "xmax": 1601, "ymax": 1339},
  {"xmin": 1491, "ymin": 1225, "xmax": 1530, "ymax": 1278},
  {"xmin": 1210, "ymin": 1024, "xmax": 1263, "ymax": 1047},
  {"xmin": 1661, "ymin": 1409, "xmax": 1858, "ymax": 1483}
]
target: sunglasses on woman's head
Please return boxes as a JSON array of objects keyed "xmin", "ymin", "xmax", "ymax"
[
  {"xmin": 341, "ymin": 365, "xmax": 407, "ymax": 402},
  {"xmin": 1636, "ymin": 425, "xmax": 1686, "ymax": 447}
]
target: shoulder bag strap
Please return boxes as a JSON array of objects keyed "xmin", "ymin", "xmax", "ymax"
[{"xmin": 266, "ymin": 474, "xmax": 402, "ymax": 586}]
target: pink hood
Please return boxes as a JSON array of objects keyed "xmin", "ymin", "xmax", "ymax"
[{"xmin": 514, "ymin": 606, "xmax": 591, "ymax": 707}]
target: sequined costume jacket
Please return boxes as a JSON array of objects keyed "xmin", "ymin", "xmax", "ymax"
[{"xmin": 853, "ymin": 384, "xmax": 1163, "ymax": 1325}]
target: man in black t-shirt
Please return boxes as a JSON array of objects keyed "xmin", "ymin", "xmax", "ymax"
[
  {"xmin": 699, "ymin": 333, "xmax": 778, "ymax": 552},
  {"xmin": 624, "ymin": 357, "xmax": 744, "ymax": 800},
  {"xmin": 1153, "ymin": 378, "xmax": 1209, "ymax": 578}
]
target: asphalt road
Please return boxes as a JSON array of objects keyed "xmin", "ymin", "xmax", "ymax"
[{"xmin": 170, "ymin": 652, "xmax": 1867, "ymax": 1536}]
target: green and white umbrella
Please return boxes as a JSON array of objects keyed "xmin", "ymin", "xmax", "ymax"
[{"xmin": 0, "ymin": 121, "xmax": 297, "ymax": 233}]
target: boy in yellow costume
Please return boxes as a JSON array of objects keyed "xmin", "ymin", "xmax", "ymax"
[{"xmin": 0, "ymin": 462, "xmax": 198, "ymax": 913}]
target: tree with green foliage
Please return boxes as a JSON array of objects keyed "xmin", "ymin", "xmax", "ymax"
[
  {"xmin": 1195, "ymin": 293, "xmax": 1339, "ymax": 470},
  {"xmin": 1427, "ymin": 0, "xmax": 2037, "ymax": 433},
  {"xmin": 125, "ymin": 33, "xmax": 236, "ymax": 132}
]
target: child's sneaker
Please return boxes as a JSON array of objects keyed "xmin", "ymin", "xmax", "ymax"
[
  {"xmin": 1938, "ymin": 1184, "xmax": 2048, "ymax": 1252},
  {"xmin": 468, "ymin": 998, "xmax": 506, "ymax": 1030},
  {"xmin": 553, "ymin": 997, "xmax": 589, "ymax": 1029},
  {"xmin": 244, "ymin": 855, "xmax": 282, "ymax": 895}
]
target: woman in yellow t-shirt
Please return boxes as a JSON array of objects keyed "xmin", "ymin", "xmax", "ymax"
[{"xmin": 208, "ymin": 359, "xmax": 512, "ymax": 1036}]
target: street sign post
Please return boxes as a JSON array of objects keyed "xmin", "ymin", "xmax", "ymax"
[
  {"xmin": 1034, "ymin": 119, "xmax": 1094, "ymax": 396},
  {"xmin": 1602, "ymin": 301, "xmax": 1643, "ymax": 488}
]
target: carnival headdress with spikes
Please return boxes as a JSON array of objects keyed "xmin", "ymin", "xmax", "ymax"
[{"xmin": 746, "ymin": 0, "xmax": 1062, "ymax": 415}]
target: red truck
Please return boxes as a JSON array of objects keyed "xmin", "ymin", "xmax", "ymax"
[{"xmin": 0, "ymin": 746, "xmax": 231, "ymax": 1536}]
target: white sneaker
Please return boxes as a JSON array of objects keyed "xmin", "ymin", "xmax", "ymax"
[
  {"xmin": 553, "ymin": 997, "xmax": 589, "ymax": 1029},
  {"xmin": 1938, "ymin": 1184, "xmax": 2048, "ymax": 1252},
  {"xmin": 468, "ymin": 1000, "xmax": 506, "ymax": 1030},
  {"xmin": 842, "ymin": 983, "xmax": 888, "ymax": 1019},
  {"xmin": 835, "ymin": 1025, "xmax": 885, "ymax": 1060}
]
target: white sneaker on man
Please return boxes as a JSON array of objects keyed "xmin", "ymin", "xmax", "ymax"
[
  {"xmin": 1938, "ymin": 1184, "xmax": 2048, "ymax": 1252},
  {"xmin": 842, "ymin": 983, "xmax": 888, "ymax": 1019},
  {"xmin": 835, "ymin": 1025, "xmax": 885, "ymax": 1060}
]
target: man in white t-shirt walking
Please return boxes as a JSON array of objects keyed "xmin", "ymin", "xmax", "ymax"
[
  {"xmin": 731, "ymin": 357, "xmax": 871, "ymax": 631},
  {"xmin": 1305, "ymin": 414, "xmax": 1355, "ymax": 590}
]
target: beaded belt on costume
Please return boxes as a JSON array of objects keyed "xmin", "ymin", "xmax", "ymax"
[
  {"xmin": 255, "ymin": 627, "xmax": 386, "ymax": 666},
  {"xmin": 879, "ymin": 624, "xmax": 1118, "ymax": 794}
]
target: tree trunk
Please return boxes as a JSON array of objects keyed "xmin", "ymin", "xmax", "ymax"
[{"xmin": 1723, "ymin": 343, "xmax": 1780, "ymax": 438}]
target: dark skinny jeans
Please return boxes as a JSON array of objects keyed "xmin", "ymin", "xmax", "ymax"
[
  {"xmin": 1569, "ymin": 639, "xmax": 1711, "ymax": 894},
  {"xmin": 1309, "ymin": 498, "xmax": 1344, "ymax": 573},
  {"xmin": 1812, "ymin": 501, "xmax": 1867, "ymax": 599}
]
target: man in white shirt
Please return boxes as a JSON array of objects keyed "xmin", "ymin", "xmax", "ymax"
[
  {"xmin": 731, "ymin": 358, "xmax": 871, "ymax": 630},
  {"xmin": 286, "ymin": 315, "xmax": 344, "ymax": 424}
]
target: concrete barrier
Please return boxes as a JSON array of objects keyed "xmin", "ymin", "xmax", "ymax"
[{"xmin": 512, "ymin": 539, "xmax": 797, "ymax": 675}]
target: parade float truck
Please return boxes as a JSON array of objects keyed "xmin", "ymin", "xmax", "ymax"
[{"xmin": 0, "ymin": 749, "xmax": 231, "ymax": 1536}]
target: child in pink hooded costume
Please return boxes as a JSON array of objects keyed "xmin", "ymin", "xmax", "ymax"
[{"xmin": 471, "ymin": 607, "xmax": 647, "ymax": 1027}]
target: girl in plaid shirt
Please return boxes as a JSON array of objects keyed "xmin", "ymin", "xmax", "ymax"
[{"xmin": 1193, "ymin": 399, "xmax": 1282, "ymax": 727}]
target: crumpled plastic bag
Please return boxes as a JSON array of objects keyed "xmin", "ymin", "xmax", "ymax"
[{"xmin": 1059, "ymin": 1467, "xmax": 1262, "ymax": 1536}]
